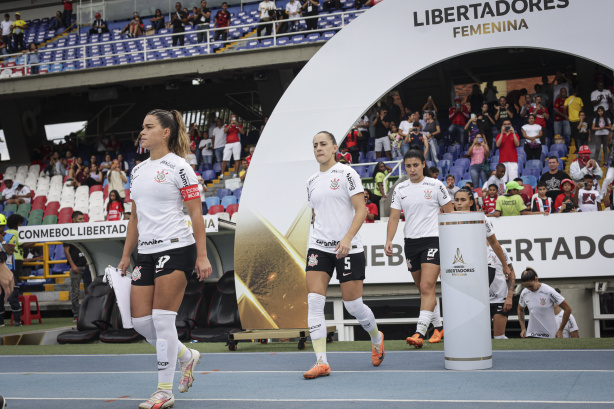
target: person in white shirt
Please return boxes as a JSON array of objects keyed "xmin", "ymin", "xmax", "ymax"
[
  {"xmin": 1, "ymin": 14, "xmax": 12, "ymax": 53},
  {"xmin": 211, "ymin": 118, "xmax": 227, "ymax": 164},
  {"xmin": 0, "ymin": 179, "xmax": 16, "ymax": 205},
  {"xmin": 117, "ymin": 109, "xmax": 212, "ymax": 409},
  {"xmin": 11, "ymin": 184, "xmax": 31, "ymax": 205},
  {"xmin": 553, "ymin": 288, "xmax": 579, "ymax": 338},
  {"xmin": 257, "ymin": 0, "xmax": 276, "ymax": 39},
  {"xmin": 385, "ymin": 149, "xmax": 454, "ymax": 347},
  {"xmin": 482, "ymin": 164, "xmax": 506, "ymax": 200},
  {"xmin": 575, "ymin": 175, "xmax": 601, "ymax": 212},
  {"xmin": 198, "ymin": 131, "xmax": 213, "ymax": 167},
  {"xmin": 185, "ymin": 145, "xmax": 197, "ymax": 170},
  {"xmin": 303, "ymin": 131, "xmax": 384, "ymax": 380},
  {"xmin": 518, "ymin": 268, "xmax": 572, "ymax": 338},
  {"xmin": 591, "ymin": 82, "xmax": 613, "ymax": 112},
  {"xmin": 285, "ymin": 0, "xmax": 301, "ymax": 32},
  {"xmin": 521, "ymin": 114, "xmax": 543, "ymax": 160}
]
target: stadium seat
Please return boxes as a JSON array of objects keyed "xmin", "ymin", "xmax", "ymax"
[
  {"xmin": 457, "ymin": 179, "xmax": 472, "ymax": 189},
  {"xmin": 175, "ymin": 276, "xmax": 206, "ymax": 340},
  {"xmin": 4, "ymin": 204, "xmax": 17, "ymax": 214},
  {"xmin": 226, "ymin": 203, "xmax": 239, "ymax": 218},
  {"xmin": 232, "ymin": 187, "xmax": 242, "ymax": 200},
  {"xmin": 217, "ymin": 188, "xmax": 232, "ymax": 199},
  {"xmin": 207, "ymin": 204, "xmax": 224, "ymax": 215},
  {"xmin": 522, "ymin": 168, "xmax": 541, "ymax": 179},
  {"xmin": 521, "ymin": 185, "xmax": 533, "ymax": 198},
  {"xmin": 221, "ymin": 196, "xmax": 238, "ymax": 209},
  {"xmin": 217, "ymin": 212, "xmax": 230, "ymax": 221},
  {"xmin": 521, "ymin": 175, "xmax": 537, "ymax": 189},
  {"xmin": 454, "ymin": 158, "xmax": 471, "ymax": 171},
  {"xmin": 44, "ymin": 201, "xmax": 60, "ymax": 217},
  {"xmin": 3, "ymin": 210, "xmax": 14, "ymax": 219},
  {"xmin": 99, "ymin": 304, "xmax": 144, "ymax": 344},
  {"xmin": 212, "ymin": 163, "xmax": 222, "ymax": 173},
  {"xmin": 42, "ymin": 215, "xmax": 58, "ymax": 225},
  {"xmin": 365, "ymin": 151, "xmax": 376, "ymax": 162},
  {"xmin": 442, "ymin": 153, "xmax": 455, "ymax": 162},
  {"xmin": 205, "ymin": 196, "xmax": 220, "ymax": 208},
  {"xmin": 202, "ymin": 170, "xmax": 217, "ymax": 182},
  {"xmin": 525, "ymin": 159, "xmax": 542, "ymax": 170},
  {"xmin": 58, "ymin": 207, "xmax": 73, "ymax": 224},
  {"xmin": 230, "ymin": 212, "xmax": 239, "ymax": 223},
  {"xmin": 16, "ymin": 203, "xmax": 31, "ymax": 218},
  {"xmin": 438, "ymin": 159, "xmax": 451, "ymax": 174}
]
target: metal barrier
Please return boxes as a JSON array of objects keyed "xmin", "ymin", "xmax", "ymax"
[
  {"xmin": 1, "ymin": 9, "xmax": 365, "ymax": 76},
  {"xmin": 21, "ymin": 241, "xmax": 70, "ymax": 280}
]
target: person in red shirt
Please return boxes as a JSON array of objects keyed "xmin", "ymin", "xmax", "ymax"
[
  {"xmin": 62, "ymin": 0, "xmax": 73, "ymax": 28},
  {"xmin": 106, "ymin": 134, "xmax": 121, "ymax": 153},
  {"xmin": 495, "ymin": 119, "xmax": 520, "ymax": 183},
  {"xmin": 513, "ymin": 178, "xmax": 531, "ymax": 207},
  {"xmin": 246, "ymin": 146, "xmax": 255, "ymax": 164},
  {"xmin": 553, "ymin": 87, "xmax": 571, "ymax": 145},
  {"xmin": 364, "ymin": 189, "xmax": 378, "ymax": 223},
  {"xmin": 528, "ymin": 95, "xmax": 549, "ymax": 129},
  {"xmin": 106, "ymin": 190, "xmax": 125, "ymax": 221},
  {"xmin": 554, "ymin": 179, "xmax": 576, "ymax": 212},
  {"xmin": 214, "ymin": 2, "xmax": 230, "ymax": 41},
  {"xmin": 448, "ymin": 96, "xmax": 470, "ymax": 146},
  {"xmin": 343, "ymin": 128, "xmax": 360, "ymax": 164},
  {"xmin": 483, "ymin": 184, "xmax": 498, "ymax": 215},
  {"xmin": 336, "ymin": 145, "xmax": 352, "ymax": 163},
  {"xmin": 221, "ymin": 114, "xmax": 244, "ymax": 178}
]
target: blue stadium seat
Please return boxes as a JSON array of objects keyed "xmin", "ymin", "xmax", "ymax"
[
  {"xmin": 216, "ymin": 189, "xmax": 232, "ymax": 199},
  {"xmin": 205, "ymin": 196, "xmax": 220, "ymax": 209},
  {"xmin": 457, "ymin": 179, "xmax": 472, "ymax": 188},
  {"xmin": 232, "ymin": 188, "xmax": 242, "ymax": 200},
  {"xmin": 221, "ymin": 196, "xmax": 238, "ymax": 209},
  {"xmin": 438, "ymin": 159, "xmax": 451, "ymax": 175},
  {"xmin": 366, "ymin": 151, "xmax": 376, "ymax": 162},
  {"xmin": 442, "ymin": 153, "xmax": 455, "ymax": 162},
  {"xmin": 525, "ymin": 159, "xmax": 542, "ymax": 170},
  {"xmin": 212, "ymin": 163, "xmax": 222, "ymax": 173},
  {"xmin": 454, "ymin": 158, "xmax": 470, "ymax": 171},
  {"xmin": 522, "ymin": 168, "xmax": 541, "ymax": 178},
  {"xmin": 202, "ymin": 169, "xmax": 217, "ymax": 181},
  {"xmin": 521, "ymin": 175, "xmax": 537, "ymax": 189}
]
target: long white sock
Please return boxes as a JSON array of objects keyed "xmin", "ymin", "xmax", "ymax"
[
  {"xmin": 494, "ymin": 335, "xmax": 508, "ymax": 339},
  {"xmin": 431, "ymin": 304, "xmax": 442, "ymax": 329},
  {"xmin": 416, "ymin": 310, "xmax": 430, "ymax": 336},
  {"xmin": 308, "ymin": 293, "xmax": 328, "ymax": 364},
  {"xmin": 343, "ymin": 297, "xmax": 381, "ymax": 344},
  {"xmin": 152, "ymin": 309, "xmax": 179, "ymax": 392},
  {"xmin": 132, "ymin": 315, "xmax": 191, "ymax": 363}
]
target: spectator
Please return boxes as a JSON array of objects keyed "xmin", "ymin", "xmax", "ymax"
[
  {"xmin": 323, "ymin": 0, "xmax": 341, "ymax": 11},
  {"xmin": 553, "ymin": 87, "xmax": 571, "ymax": 143},
  {"xmin": 188, "ymin": 123, "xmax": 202, "ymax": 146},
  {"xmin": 49, "ymin": 11, "xmax": 64, "ymax": 31},
  {"xmin": 22, "ymin": 43, "xmax": 39, "ymax": 75},
  {"xmin": 530, "ymin": 182, "xmax": 553, "ymax": 214},
  {"xmin": 575, "ymin": 174, "xmax": 601, "ymax": 212},
  {"xmin": 570, "ymin": 145, "xmax": 603, "ymax": 183},
  {"xmin": 518, "ymin": 267, "xmax": 572, "ymax": 338},
  {"xmin": 521, "ymin": 114, "xmax": 543, "ymax": 160},
  {"xmin": 302, "ymin": 0, "xmax": 319, "ymax": 31},
  {"xmin": 553, "ymin": 178, "xmax": 576, "ymax": 212},
  {"xmin": 364, "ymin": 189, "xmax": 378, "ymax": 223},
  {"xmin": 448, "ymin": 96, "xmax": 469, "ymax": 146},
  {"xmin": 150, "ymin": 9, "xmax": 166, "ymax": 32},
  {"xmin": 73, "ymin": 165, "xmax": 90, "ymax": 187},
  {"xmin": 483, "ymin": 183, "xmax": 498, "ymax": 215},
  {"xmin": 62, "ymin": 0, "xmax": 73, "ymax": 28},
  {"xmin": 494, "ymin": 96, "xmax": 514, "ymax": 133},
  {"xmin": 239, "ymin": 158, "xmax": 249, "ymax": 182},
  {"xmin": 355, "ymin": 113, "xmax": 370, "ymax": 154},
  {"xmin": 556, "ymin": 195, "xmax": 579, "ymax": 213},
  {"xmin": 591, "ymin": 106, "xmax": 611, "ymax": 164},
  {"xmin": 63, "ymin": 211, "xmax": 91, "ymax": 321},
  {"xmin": 221, "ymin": 114, "xmax": 243, "ymax": 178},
  {"xmin": 575, "ymin": 111, "xmax": 590, "ymax": 148},
  {"xmin": 341, "ymin": 126, "xmax": 359, "ymax": 164},
  {"xmin": 214, "ymin": 2, "xmax": 231, "ymax": 42},
  {"xmin": 505, "ymin": 88, "xmax": 525, "ymax": 117},
  {"xmin": 116, "ymin": 153, "xmax": 129, "ymax": 173},
  {"xmin": 513, "ymin": 178, "xmax": 531, "ymax": 207},
  {"xmin": 355, "ymin": 0, "xmax": 374, "ymax": 9},
  {"xmin": 257, "ymin": 0, "xmax": 276, "ymax": 39},
  {"xmin": 211, "ymin": 117, "xmax": 226, "ymax": 164},
  {"xmin": 106, "ymin": 160, "xmax": 127, "ymax": 198},
  {"xmin": 4, "ymin": 182, "xmax": 27, "ymax": 206},
  {"xmin": 0, "ymin": 36, "xmax": 7, "ymax": 55},
  {"xmin": 528, "ymin": 95, "xmax": 549, "ymax": 131},
  {"xmin": 99, "ymin": 154, "xmax": 113, "ymax": 175},
  {"xmin": 591, "ymin": 81, "xmax": 612, "ymax": 113},
  {"xmin": 121, "ymin": 12, "xmax": 144, "ymax": 38},
  {"xmin": 539, "ymin": 156, "xmax": 570, "ymax": 202},
  {"xmin": 194, "ymin": 2, "xmax": 210, "ymax": 43},
  {"xmin": 519, "ymin": 94, "xmax": 532, "ymax": 120},
  {"xmin": 106, "ymin": 190, "xmax": 125, "ymax": 221},
  {"xmin": 602, "ymin": 181, "xmax": 613, "ymax": 210},
  {"xmin": 467, "ymin": 84, "xmax": 484, "ymax": 116},
  {"xmin": 65, "ymin": 150, "xmax": 76, "ymax": 167},
  {"xmin": 385, "ymin": 95, "xmax": 402, "ymax": 127},
  {"xmin": 95, "ymin": 134, "xmax": 108, "ymax": 152},
  {"xmin": 484, "ymin": 80, "xmax": 498, "ymax": 111},
  {"xmin": 0, "ymin": 214, "xmax": 22, "ymax": 326},
  {"xmin": 171, "ymin": 2, "xmax": 188, "ymax": 46},
  {"xmin": 285, "ymin": 0, "xmax": 301, "ymax": 32},
  {"xmin": 89, "ymin": 12, "xmax": 109, "ymax": 35},
  {"xmin": 551, "ymin": 70, "xmax": 571, "ymax": 100},
  {"xmin": 531, "ymin": 83, "xmax": 548, "ymax": 109},
  {"xmin": 11, "ymin": 12, "xmax": 26, "ymax": 52},
  {"xmin": 1, "ymin": 14, "xmax": 12, "ymax": 53},
  {"xmin": 89, "ymin": 154, "xmax": 98, "ymax": 168},
  {"xmin": 553, "ymin": 289, "xmax": 579, "ymax": 338},
  {"xmin": 372, "ymin": 107, "xmax": 391, "ymax": 160},
  {"xmin": 566, "ymin": 89, "xmax": 584, "ymax": 146},
  {"xmin": 422, "ymin": 111, "xmax": 440, "ymax": 163},
  {"xmin": 134, "ymin": 133, "xmax": 149, "ymax": 163},
  {"xmin": 56, "ymin": 158, "xmax": 68, "ymax": 176},
  {"xmin": 463, "ymin": 181, "xmax": 480, "ymax": 205},
  {"xmin": 446, "ymin": 174, "xmax": 459, "ymax": 197},
  {"xmin": 199, "ymin": 130, "xmax": 213, "ymax": 167},
  {"xmin": 495, "ymin": 119, "xmax": 520, "ymax": 183},
  {"xmin": 429, "ymin": 166, "xmax": 439, "ymax": 180},
  {"xmin": 388, "ymin": 124, "xmax": 402, "ymax": 160},
  {"xmin": 0, "ymin": 180, "xmax": 15, "ymax": 205},
  {"xmin": 196, "ymin": 175, "xmax": 208, "ymax": 200},
  {"xmin": 493, "ymin": 181, "xmax": 540, "ymax": 217},
  {"xmin": 464, "ymin": 112, "xmax": 480, "ymax": 145},
  {"xmin": 246, "ymin": 146, "xmax": 255, "ymax": 164},
  {"xmin": 371, "ymin": 161, "xmax": 391, "ymax": 214},
  {"xmin": 405, "ymin": 122, "xmax": 428, "ymax": 156},
  {"xmin": 186, "ymin": 145, "xmax": 198, "ymax": 170},
  {"xmin": 398, "ymin": 115, "xmax": 412, "ymax": 156},
  {"xmin": 467, "ymin": 134, "xmax": 489, "ymax": 190},
  {"xmin": 187, "ymin": 7, "xmax": 199, "ymax": 27},
  {"xmin": 84, "ymin": 163, "xmax": 103, "ymax": 188},
  {"xmin": 421, "ymin": 96, "xmax": 438, "ymax": 121},
  {"xmin": 476, "ymin": 103, "xmax": 496, "ymax": 147}
]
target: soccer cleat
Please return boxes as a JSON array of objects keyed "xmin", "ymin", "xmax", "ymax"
[
  {"xmin": 429, "ymin": 328, "xmax": 443, "ymax": 343},
  {"xmin": 138, "ymin": 389, "xmax": 174, "ymax": 409},
  {"xmin": 371, "ymin": 331, "xmax": 385, "ymax": 366},
  {"xmin": 303, "ymin": 359, "xmax": 331, "ymax": 379},
  {"xmin": 406, "ymin": 333, "xmax": 424, "ymax": 349},
  {"xmin": 178, "ymin": 348, "xmax": 201, "ymax": 393}
]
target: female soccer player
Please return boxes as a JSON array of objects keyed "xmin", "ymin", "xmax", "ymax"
[
  {"xmin": 385, "ymin": 149, "xmax": 453, "ymax": 348},
  {"xmin": 117, "ymin": 109, "xmax": 212, "ymax": 409},
  {"xmin": 304, "ymin": 131, "xmax": 384, "ymax": 379},
  {"xmin": 453, "ymin": 187, "xmax": 515, "ymax": 339}
]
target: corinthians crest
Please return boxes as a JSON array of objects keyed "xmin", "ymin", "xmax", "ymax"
[
  {"xmin": 308, "ymin": 254, "xmax": 319, "ymax": 267},
  {"xmin": 330, "ymin": 178, "xmax": 340, "ymax": 190}
]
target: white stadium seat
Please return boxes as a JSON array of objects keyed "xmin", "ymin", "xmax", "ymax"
[
  {"xmin": 46, "ymin": 190, "xmax": 61, "ymax": 202},
  {"xmin": 17, "ymin": 165, "xmax": 28, "ymax": 174},
  {"xmin": 28, "ymin": 164, "xmax": 41, "ymax": 176},
  {"xmin": 230, "ymin": 212, "xmax": 239, "ymax": 223},
  {"xmin": 217, "ymin": 212, "xmax": 230, "ymax": 221}
]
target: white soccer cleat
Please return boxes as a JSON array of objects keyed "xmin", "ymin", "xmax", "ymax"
[
  {"xmin": 138, "ymin": 389, "xmax": 174, "ymax": 409},
  {"xmin": 178, "ymin": 348, "xmax": 201, "ymax": 393}
]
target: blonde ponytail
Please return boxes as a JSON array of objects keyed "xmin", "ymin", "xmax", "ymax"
[{"xmin": 146, "ymin": 108, "xmax": 190, "ymax": 158}]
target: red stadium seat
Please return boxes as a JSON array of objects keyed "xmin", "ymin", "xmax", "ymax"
[
  {"xmin": 474, "ymin": 188, "xmax": 482, "ymax": 198},
  {"xmin": 89, "ymin": 185, "xmax": 102, "ymax": 194},
  {"xmin": 207, "ymin": 205, "xmax": 224, "ymax": 215},
  {"xmin": 124, "ymin": 188, "xmax": 131, "ymax": 202},
  {"xmin": 83, "ymin": 214, "xmax": 90, "ymax": 222},
  {"xmin": 226, "ymin": 204, "xmax": 239, "ymax": 217},
  {"xmin": 58, "ymin": 208, "xmax": 73, "ymax": 224},
  {"xmin": 44, "ymin": 201, "xmax": 60, "ymax": 218},
  {"xmin": 32, "ymin": 196, "xmax": 47, "ymax": 211},
  {"xmin": 103, "ymin": 185, "xmax": 109, "ymax": 199},
  {"xmin": 522, "ymin": 185, "xmax": 533, "ymax": 198},
  {"xmin": 63, "ymin": 175, "xmax": 70, "ymax": 183}
]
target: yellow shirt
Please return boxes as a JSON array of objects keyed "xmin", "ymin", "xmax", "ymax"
[
  {"xmin": 13, "ymin": 19, "xmax": 26, "ymax": 34},
  {"xmin": 565, "ymin": 95, "xmax": 583, "ymax": 123}
]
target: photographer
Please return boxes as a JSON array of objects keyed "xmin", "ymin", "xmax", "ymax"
[
  {"xmin": 554, "ymin": 179, "xmax": 577, "ymax": 212},
  {"xmin": 468, "ymin": 134, "xmax": 489, "ymax": 189},
  {"xmin": 257, "ymin": 0, "xmax": 277, "ymax": 39},
  {"xmin": 495, "ymin": 119, "xmax": 520, "ymax": 183},
  {"xmin": 556, "ymin": 196, "xmax": 579, "ymax": 213}
]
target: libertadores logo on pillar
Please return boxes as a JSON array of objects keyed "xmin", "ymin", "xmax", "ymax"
[{"xmin": 446, "ymin": 248, "xmax": 474, "ymax": 277}]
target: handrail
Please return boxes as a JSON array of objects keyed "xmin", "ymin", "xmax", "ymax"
[
  {"xmin": 382, "ymin": 161, "xmax": 404, "ymax": 194},
  {"xmin": 1, "ymin": 9, "xmax": 365, "ymax": 75},
  {"xmin": 21, "ymin": 241, "xmax": 70, "ymax": 280}
]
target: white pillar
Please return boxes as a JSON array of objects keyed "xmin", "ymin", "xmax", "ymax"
[{"xmin": 438, "ymin": 212, "xmax": 492, "ymax": 370}]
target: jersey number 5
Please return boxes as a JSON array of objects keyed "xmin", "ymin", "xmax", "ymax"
[{"xmin": 344, "ymin": 257, "xmax": 351, "ymax": 270}]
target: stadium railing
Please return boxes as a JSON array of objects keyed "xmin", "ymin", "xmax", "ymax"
[{"xmin": 21, "ymin": 241, "xmax": 70, "ymax": 281}]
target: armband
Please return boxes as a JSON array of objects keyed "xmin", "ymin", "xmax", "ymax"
[{"xmin": 180, "ymin": 185, "xmax": 201, "ymax": 201}]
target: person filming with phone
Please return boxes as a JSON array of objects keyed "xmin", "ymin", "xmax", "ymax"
[{"xmin": 467, "ymin": 133, "xmax": 490, "ymax": 189}]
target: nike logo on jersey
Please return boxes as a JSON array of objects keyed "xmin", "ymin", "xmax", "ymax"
[
  {"xmin": 155, "ymin": 269, "xmax": 163, "ymax": 273},
  {"xmin": 343, "ymin": 272, "xmax": 352, "ymax": 276}
]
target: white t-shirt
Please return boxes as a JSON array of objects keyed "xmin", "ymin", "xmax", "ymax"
[
  {"xmin": 487, "ymin": 244, "xmax": 510, "ymax": 304},
  {"xmin": 555, "ymin": 310, "xmax": 578, "ymax": 338},
  {"xmin": 390, "ymin": 177, "xmax": 451, "ymax": 239},
  {"xmin": 286, "ymin": 1, "xmax": 301, "ymax": 19},
  {"xmin": 522, "ymin": 123, "xmax": 542, "ymax": 144},
  {"xmin": 307, "ymin": 162, "xmax": 364, "ymax": 254},
  {"xmin": 2, "ymin": 186, "xmax": 16, "ymax": 200},
  {"xmin": 259, "ymin": 1, "xmax": 276, "ymax": 19},
  {"xmin": 519, "ymin": 283, "xmax": 565, "ymax": 338},
  {"xmin": 357, "ymin": 115, "xmax": 370, "ymax": 132},
  {"xmin": 399, "ymin": 120, "xmax": 412, "ymax": 137},
  {"xmin": 591, "ymin": 89, "xmax": 612, "ymax": 111},
  {"xmin": 199, "ymin": 138, "xmax": 213, "ymax": 156},
  {"xmin": 16, "ymin": 185, "xmax": 31, "ymax": 204},
  {"xmin": 1, "ymin": 21, "xmax": 12, "ymax": 36},
  {"xmin": 577, "ymin": 187, "xmax": 601, "ymax": 212},
  {"xmin": 212, "ymin": 126, "xmax": 227, "ymax": 149},
  {"xmin": 130, "ymin": 153, "xmax": 200, "ymax": 254},
  {"xmin": 483, "ymin": 174, "xmax": 506, "ymax": 196}
]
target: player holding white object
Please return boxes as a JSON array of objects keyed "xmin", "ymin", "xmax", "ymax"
[
  {"xmin": 304, "ymin": 131, "xmax": 384, "ymax": 379},
  {"xmin": 518, "ymin": 268, "xmax": 572, "ymax": 338},
  {"xmin": 452, "ymin": 187, "xmax": 514, "ymax": 340},
  {"xmin": 554, "ymin": 288, "xmax": 579, "ymax": 338},
  {"xmin": 385, "ymin": 149, "xmax": 454, "ymax": 348},
  {"xmin": 117, "ymin": 109, "xmax": 213, "ymax": 409}
]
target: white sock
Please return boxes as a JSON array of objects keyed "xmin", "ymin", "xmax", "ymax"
[
  {"xmin": 416, "ymin": 310, "xmax": 430, "ymax": 336},
  {"xmin": 343, "ymin": 297, "xmax": 381, "ymax": 344},
  {"xmin": 431, "ymin": 304, "xmax": 442, "ymax": 328},
  {"xmin": 152, "ymin": 309, "xmax": 179, "ymax": 392},
  {"xmin": 132, "ymin": 314, "xmax": 191, "ymax": 363},
  {"xmin": 308, "ymin": 293, "xmax": 327, "ymax": 364},
  {"xmin": 494, "ymin": 335, "xmax": 508, "ymax": 339}
]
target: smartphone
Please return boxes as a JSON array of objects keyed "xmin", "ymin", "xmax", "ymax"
[
  {"xmin": 471, "ymin": 113, "xmax": 476, "ymax": 119},
  {"xmin": 477, "ymin": 138, "xmax": 483, "ymax": 143}
]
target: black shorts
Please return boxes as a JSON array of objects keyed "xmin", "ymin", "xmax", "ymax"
[
  {"xmin": 305, "ymin": 248, "xmax": 366, "ymax": 283},
  {"xmin": 132, "ymin": 244, "xmax": 196, "ymax": 286},
  {"xmin": 404, "ymin": 237, "xmax": 440, "ymax": 273},
  {"xmin": 490, "ymin": 302, "xmax": 509, "ymax": 318}
]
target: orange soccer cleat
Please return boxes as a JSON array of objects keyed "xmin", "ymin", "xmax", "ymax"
[
  {"xmin": 371, "ymin": 331, "xmax": 385, "ymax": 366},
  {"xmin": 406, "ymin": 333, "xmax": 424, "ymax": 349},
  {"xmin": 429, "ymin": 328, "xmax": 444, "ymax": 343},
  {"xmin": 303, "ymin": 359, "xmax": 331, "ymax": 379}
]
